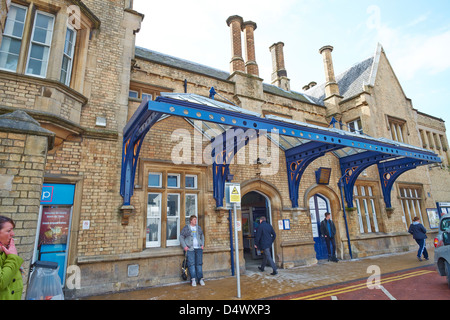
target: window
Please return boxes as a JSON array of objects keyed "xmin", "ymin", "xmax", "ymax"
[
  {"xmin": 347, "ymin": 118, "xmax": 363, "ymax": 134},
  {"xmin": 25, "ymin": 11, "xmax": 55, "ymax": 77},
  {"xmin": 167, "ymin": 174, "xmax": 180, "ymax": 188},
  {"xmin": 128, "ymin": 81, "xmax": 171, "ymax": 101},
  {"xmin": 0, "ymin": 4, "xmax": 27, "ymax": 71},
  {"xmin": 0, "ymin": 3, "xmax": 85, "ymax": 87},
  {"xmin": 141, "ymin": 93, "xmax": 152, "ymax": 101},
  {"xmin": 148, "ymin": 172, "xmax": 162, "ymax": 188},
  {"xmin": 146, "ymin": 170, "xmax": 200, "ymax": 248},
  {"xmin": 147, "ymin": 193, "xmax": 161, "ymax": 247},
  {"xmin": 388, "ymin": 116, "xmax": 406, "ymax": 143},
  {"xmin": 60, "ymin": 26, "xmax": 77, "ymax": 85},
  {"xmin": 185, "ymin": 175, "xmax": 197, "ymax": 189},
  {"xmin": 166, "ymin": 193, "xmax": 180, "ymax": 246},
  {"xmin": 353, "ymin": 184, "xmax": 380, "ymax": 233},
  {"xmin": 128, "ymin": 90, "xmax": 138, "ymax": 99},
  {"xmin": 185, "ymin": 194, "xmax": 198, "ymax": 225},
  {"xmin": 399, "ymin": 186, "xmax": 423, "ymax": 230}
]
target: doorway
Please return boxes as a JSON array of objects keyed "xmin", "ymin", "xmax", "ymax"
[
  {"xmin": 33, "ymin": 183, "xmax": 75, "ymax": 287},
  {"xmin": 309, "ymin": 194, "xmax": 331, "ymax": 260},
  {"xmin": 241, "ymin": 191, "xmax": 273, "ymax": 268}
]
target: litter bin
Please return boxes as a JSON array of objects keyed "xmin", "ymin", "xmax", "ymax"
[{"xmin": 26, "ymin": 261, "xmax": 64, "ymax": 300}]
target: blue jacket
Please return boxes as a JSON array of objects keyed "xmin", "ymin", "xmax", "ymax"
[
  {"xmin": 255, "ymin": 221, "xmax": 276, "ymax": 250},
  {"xmin": 408, "ymin": 222, "xmax": 427, "ymax": 240}
]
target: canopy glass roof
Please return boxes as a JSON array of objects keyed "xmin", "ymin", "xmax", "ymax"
[{"xmin": 121, "ymin": 91, "xmax": 441, "ymax": 209}]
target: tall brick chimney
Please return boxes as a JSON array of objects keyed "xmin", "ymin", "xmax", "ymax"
[
  {"xmin": 319, "ymin": 45, "xmax": 340, "ymax": 98},
  {"xmin": 269, "ymin": 42, "xmax": 290, "ymax": 91},
  {"xmin": 319, "ymin": 45, "xmax": 342, "ymax": 118},
  {"xmin": 226, "ymin": 15, "xmax": 245, "ymax": 73},
  {"xmin": 242, "ymin": 21, "xmax": 259, "ymax": 76}
]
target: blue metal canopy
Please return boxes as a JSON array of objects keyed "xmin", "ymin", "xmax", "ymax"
[{"xmin": 120, "ymin": 91, "xmax": 441, "ymax": 210}]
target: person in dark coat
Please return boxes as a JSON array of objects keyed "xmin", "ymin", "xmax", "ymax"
[
  {"xmin": 408, "ymin": 216, "xmax": 429, "ymax": 261},
  {"xmin": 254, "ymin": 216, "xmax": 277, "ymax": 275},
  {"xmin": 320, "ymin": 212, "xmax": 338, "ymax": 262}
]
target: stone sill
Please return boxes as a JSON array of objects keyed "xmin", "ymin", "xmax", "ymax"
[{"xmin": 77, "ymin": 245, "xmax": 230, "ymax": 264}]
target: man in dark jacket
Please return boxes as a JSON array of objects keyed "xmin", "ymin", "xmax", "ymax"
[
  {"xmin": 254, "ymin": 216, "xmax": 277, "ymax": 275},
  {"xmin": 320, "ymin": 212, "xmax": 338, "ymax": 262},
  {"xmin": 408, "ymin": 216, "xmax": 429, "ymax": 261}
]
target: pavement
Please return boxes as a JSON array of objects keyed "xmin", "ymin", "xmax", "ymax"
[{"xmin": 82, "ymin": 247, "xmax": 438, "ymax": 300}]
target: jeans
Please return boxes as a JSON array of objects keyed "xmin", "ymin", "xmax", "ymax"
[
  {"xmin": 261, "ymin": 247, "xmax": 277, "ymax": 272},
  {"xmin": 187, "ymin": 248, "xmax": 203, "ymax": 281},
  {"xmin": 324, "ymin": 236, "xmax": 337, "ymax": 258},
  {"xmin": 415, "ymin": 239, "xmax": 429, "ymax": 259}
]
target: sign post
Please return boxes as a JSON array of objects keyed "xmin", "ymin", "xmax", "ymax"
[{"xmin": 226, "ymin": 183, "xmax": 241, "ymax": 298}]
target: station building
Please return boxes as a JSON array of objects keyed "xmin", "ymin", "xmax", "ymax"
[{"xmin": 1, "ymin": 0, "xmax": 449, "ymax": 298}]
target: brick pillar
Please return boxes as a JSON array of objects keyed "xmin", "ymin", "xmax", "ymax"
[
  {"xmin": 269, "ymin": 42, "xmax": 290, "ymax": 91},
  {"xmin": 242, "ymin": 21, "xmax": 259, "ymax": 76},
  {"xmin": 0, "ymin": 110, "xmax": 54, "ymax": 295},
  {"xmin": 226, "ymin": 15, "xmax": 245, "ymax": 73},
  {"xmin": 319, "ymin": 45, "xmax": 340, "ymax": 97}
]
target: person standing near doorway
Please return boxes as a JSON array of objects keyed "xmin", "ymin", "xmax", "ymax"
[
  {"xmin": 254, "ymin": 216, "xmax": 277, "ymax": 275},
  {"xmin": 320, "ymin": 212, "xmax": 338, "ymax": 262},
  {"xmin": 408, "ymin": 216, "xmax": 429, "ymax": 262},
  {"xmin": 180, "ymin": 215, "xmax": 205, "ymax": 287}
]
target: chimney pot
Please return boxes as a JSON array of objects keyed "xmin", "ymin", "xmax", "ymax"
[
  {"xmin": 242, "ymin": 21, "xmax": 259, "ymax": 76},
  {"xmin": 269, "ymin": 42, "xmax": 290, "ymax": 91},
  {"xmin": 226, "ymin": 15, "xmax": 245, "ymax": 73},
  {"xmin": 319, "ymin": 45, "xmax": 340, "ymax": 97}
]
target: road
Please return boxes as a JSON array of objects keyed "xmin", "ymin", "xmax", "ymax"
[{"xmin": 271, "ymin": 265, "xmax": 450, "ymax": 300}]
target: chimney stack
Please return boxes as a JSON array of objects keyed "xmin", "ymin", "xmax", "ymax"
[
  {"xmin": 269, "ymin": 42, "xmax": 290, "ymax": 91},
  {"xmin": 319, "ymin": 45, "xmax": 340, "ymax": 98},
  {"xmin": 226, "ymin": 15, "xmax": 245, "ymax": 74},
  {"xmin": 242, "ymin": 21, "xmax": 259, "ymax": 76}
]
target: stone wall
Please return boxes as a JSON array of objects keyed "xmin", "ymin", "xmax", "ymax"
[{"xmin": 0, "ymin": 110, "xmax": 54, "ymax": 296}]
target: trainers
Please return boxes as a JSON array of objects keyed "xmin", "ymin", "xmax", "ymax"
[
  {"xmin": 258, "ymin": 266, "xmax": 264, "ymax": 272},
  {"xmin": 199, "ymin": 279, "xmax": 205, "ymax": 286},
  {"xmin": 270, "ymin": 271, "xmax": 278, "ymax": 275},
  {"xmin": 191, "ymin": 279, "xmax": 197, "ymax": 287},
  {"xmin": 417, "ymin": 257, "xmax": 423, "ymax": 262}
]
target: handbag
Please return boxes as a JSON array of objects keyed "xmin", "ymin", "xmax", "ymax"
[{"xmin": 181, "ymin": 250, "xmax": 188, "ymax": 281}]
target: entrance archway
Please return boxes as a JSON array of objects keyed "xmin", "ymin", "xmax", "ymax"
[
  {"xmin": 309, "ymin": 194, "xmax": 331, "ymax": 260},
  {"xmin": 241, "ymin": 191, "xmax": 273, "ymax": 269}
]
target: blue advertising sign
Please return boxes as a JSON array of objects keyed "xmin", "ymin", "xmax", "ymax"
[{"xmin": 40, "ymin": 184, "xmax": 75, "ymax": 205}]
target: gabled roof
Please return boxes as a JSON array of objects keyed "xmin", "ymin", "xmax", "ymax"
[{"xmin": 304, "ymin": 44, "xmax": 383, "ymax": 105}]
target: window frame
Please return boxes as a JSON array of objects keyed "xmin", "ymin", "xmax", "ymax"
[
  {"xmin": 166, "ymin": 193, "xmax": 180, "ymax": 246},
  {"xmin": 353, "ymin": 183, "xmax": 381, "ymax": 234},
  {"xmin": 347, "ymin": 118, "xmax": 363, "ymax": 134},
  {"xmin": 0, "ymin": 3, "xmax": 28, "ymax": 72},
  {"xmin": 60, "ymin": 24, "xmax": 77, "ymax": 86},
  {"xmin": 145, "ymin": 169, "xmax": 202, "ymax": 250},
  {"xmin": 185, "ymin": 174, "xmax": 198, "ymax": 189},
  {"xmin": 148, "ymin": 172, "xmax": 162, "ymax": 188},
  {"xmin": 387, "ymin": 116, "xmax": 407, "ymax": 143},
  {"xmin": 146, "ymin": 192, "xmax": 162, "ymax": 248},
  {"xmin": 399, "ymin": 185, "xmax": 423, "ymax": 230},
  {"xmin": 25, "ymin": 9, "xmax": 55, "ymax": 78},
  {"xmin": 167, "ymin": 173, "xmax": 180, "ymax": 189}
]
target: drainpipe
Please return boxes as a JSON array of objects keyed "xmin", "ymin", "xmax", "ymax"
[{"xmin": 338, "ymin": 175, "xmax": 353, "ymax": 259}]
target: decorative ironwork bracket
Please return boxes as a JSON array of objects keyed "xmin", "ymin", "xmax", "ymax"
[
  {"xmin": 339, "ymin": 151, "xmax": 394, "ymax": 208},
  {"xmin": 286, "ymin": 142, "xmax": 342, "ymax": 208},
  {"xmin": 377, "ymin": 158, "xmax": 434, "ymax": 208}
]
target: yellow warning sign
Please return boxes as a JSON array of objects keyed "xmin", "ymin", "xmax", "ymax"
[{"xmin": 229, "ymin": 185, "xmax": 241, "ymax": 203}]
